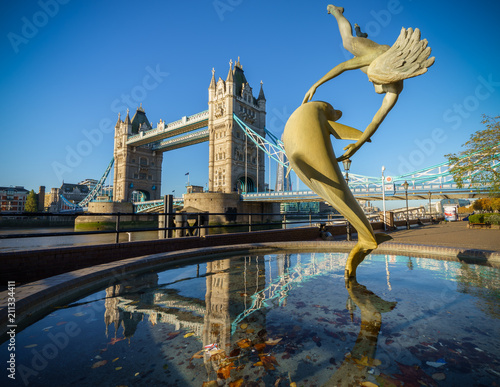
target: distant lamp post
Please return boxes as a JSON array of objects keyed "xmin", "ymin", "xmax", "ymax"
[
  {"xmin": 403, "ymin": 180, "xmax": 410, "ymax": 229},
  {"xmin": 343, "ymin": 159, "xmax": 352, "ymax": 241},
  {"xmin": 382, "ymin": 165, "xmax": 386, "ymax": 231},
  {"xmin": 428, "ymin": 191, "xmax": 432, "ymax": 219}
]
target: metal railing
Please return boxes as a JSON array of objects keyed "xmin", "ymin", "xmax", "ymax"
[{"xmin": 0, "ymin": 211, "xmax": 347, "ymax": 245}]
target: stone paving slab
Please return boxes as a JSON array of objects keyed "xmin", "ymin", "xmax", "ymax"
[{"xmin": 386, "ymin": 220, "xmax": 500, "ymax": 251}]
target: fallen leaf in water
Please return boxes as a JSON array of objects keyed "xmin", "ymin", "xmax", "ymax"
[
  {"xmin": 184, "ymin": 332, "xmax": 195, "ymax": 338},
  {"xmin": 202, "ymin": 381, "xmax": 218, "ymax": 387},
  {"xmin": 112, "ymin": 357, "xmax": 119, "ymax": 362},
  {"xmin": 394, "ymin": 362, "xmax": 436, "ymax": 386},
  {"xmin": 229, "ymin": 348, "xmax": 241, "ymax": 357},
  {"xmin": 192, "ymin": 350, "xmax": 204, "ymax": 359},
  {"xmin": 134, "ymin": 372, "xmax": 139, "ymax": 377},
  {"xmin": 360, "ymin": 382, "xmax": 378, "ymax": 387},
  {"xmin": 163, "ymin": 364, "xmax": 169, "ymax": 370},
  {"xmin": 375, "ymin": 373, "xmax": 402, "ymax": 387},
  {"xmin": 210, "ymin": 349, "xmax": 227, "ymax": 361},
  {"xmin": 246, "ymin": 329, "xmax": 255, "ymax": 334},
  {"xmin": 236, "ymin": 338, "xmax": 252, "ymax": 348},
  {"xmin": 108, "ymin": 337, "xmax": 126, "ymax": 345},
  {"xmin": 265, "ymin": 338, "xmax": 282, "ymax": 346},
  {"xmin": 354, "ymin": 356, "xmax": 371, "ymax": 367},
  {"xmin": 432, "ymin": 373, "xmax": 446, "ymax": 381},
  {"xmin": 254, "ymin": 343, "xmax": 266, "ymax": 352},
  {"xmin": 115, "ymin": 367, "xmax": 122, "ymax": 371},
  {"xmin": 56, "ymin": 321, "xmax": 68, "ymax": 326},
  {"xmin": 73, "ymin": 312, "xmax": 85, "ymax": 317},
  {"xmin": 290, "ymin": 383, "xmax": 297, "ymax": 387},
  {"xmin": 25, "ymin": 344, "xmax": 37, "ymax": 348},
  {"xmin": 259, "ymin": 354, "xmax": 278, "ymax": 370},
  {"xmin": 229, "ymin": 379, "xmax": 244, "ymax": 387},
  {"xmin": 240, "ymin": 323, "xmax": 248, "ymax": 330},
  {"xmin": 91, "ymin": 360, "xmax": 107, "ymax": 369},
  {"xmin": 42, "ymin": 326, "xmax": 53, "ymax": 332},
  {"xmin": 217, "ymin": 363, "xmax": 235, "ymax": 379},
  {"xmin": 167, "ymin": 331, "xmax": 181, "ymax": 340},
  {"xmin": 253, "ymin": 361, "xmax": 263, "ymax": 367}
]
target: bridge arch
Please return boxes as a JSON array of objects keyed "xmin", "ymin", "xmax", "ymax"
[
  {"xmin": 131, "ymin": 189, "xmax": 151, "ymax": 202},
  {"xmin": 237, "ymin": 176, "xmax": 255, "ymax": 193}
]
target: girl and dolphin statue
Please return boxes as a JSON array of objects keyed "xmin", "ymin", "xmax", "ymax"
[{"xmin": 283, "ymin": 4, "xmax": 435, "ymax": 278}]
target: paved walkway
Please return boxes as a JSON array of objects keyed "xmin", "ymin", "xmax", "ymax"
[{"xmin": 385, "ymin": 221, "xmax": 500, "ymax": 251}]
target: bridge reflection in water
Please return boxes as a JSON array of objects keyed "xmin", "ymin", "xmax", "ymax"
[{"xmin": 94, "ymin": 251, "xmax": 500, "ymax": 386}]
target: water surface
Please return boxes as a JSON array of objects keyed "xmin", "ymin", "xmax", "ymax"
[{"xmin": 3, "ymin": 253, "xmax": 499, "ymax": 386}]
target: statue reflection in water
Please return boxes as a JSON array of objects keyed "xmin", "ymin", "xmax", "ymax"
[{"xmin": 326, "ymin": 278, "xmax": 397, "ymax": 386}]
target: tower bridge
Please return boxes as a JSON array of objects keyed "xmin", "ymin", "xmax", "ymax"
[{"xmin": 113, "ymin": 58, "xmax": 267, "ymax": 203}]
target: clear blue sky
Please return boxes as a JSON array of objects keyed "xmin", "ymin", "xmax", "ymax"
[{"xmin": 1, "ymin": 0, "xmax": 499, "ymax": 201}]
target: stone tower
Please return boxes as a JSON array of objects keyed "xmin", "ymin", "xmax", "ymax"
[
  {"xmin": 208, "ymin": 58, "xmax": 266, "ymax": 193},
  {"xmin": 113, "ymin": 106, "xmax": 163, "ymax": 202}
]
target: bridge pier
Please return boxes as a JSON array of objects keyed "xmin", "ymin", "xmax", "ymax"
[{"xmin": 183, "ymin": 192, "xmax": 280, "ymax": 227}]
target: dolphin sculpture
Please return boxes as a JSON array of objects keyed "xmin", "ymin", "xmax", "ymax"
[{"xmin": 282, "ymin": 101, "xmax": 392, "ymax": 278}]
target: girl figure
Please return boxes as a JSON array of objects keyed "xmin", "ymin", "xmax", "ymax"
[{"xmin": 303, "ymin": 4, "xmax": 434, "ymax": 162}]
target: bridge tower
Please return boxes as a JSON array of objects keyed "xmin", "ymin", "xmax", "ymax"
[
  {"xmin": 113, "ymin": 106, "xmax": 163, "ymax": 202},
  {"xmin": 208, "ymin": 58, "xmax": 266, "ymax": 193}
]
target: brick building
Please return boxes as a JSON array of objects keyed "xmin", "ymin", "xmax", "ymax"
[{"xmin": 0, "ymin": 186, "xmax": 29, "ymax": 213}]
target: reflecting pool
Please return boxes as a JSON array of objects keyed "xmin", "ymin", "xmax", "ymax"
[{"xmin": 3, "ymin": 253, "xmax": 499, "ymax": 386}]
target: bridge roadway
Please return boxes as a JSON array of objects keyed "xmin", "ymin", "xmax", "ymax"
[
  {"xmin": 126, "ymin": 110, "xmax": 209, "ymax": 149},
  {"xmin": 242, "ymin": 183, "xmax": 490, "ymax": 202}
]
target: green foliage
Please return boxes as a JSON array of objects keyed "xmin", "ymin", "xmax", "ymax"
[
  {"xmin": 469, "ymin": 213, "xmax": 500, "ymax": 224},
  {"xmin": 445, "ymin": 115, "xmax": 500, "ymax": 192},
  {"xmin": 486, "ymin": 214, "xmax": 500, "ymax": 225},
  {"xmin": 24, "ymin": 189, "xmax": 38, "ymax": 212}
]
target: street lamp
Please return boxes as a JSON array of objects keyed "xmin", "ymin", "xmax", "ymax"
[
  {"xmin": 343, "ymin": 158, "xmax": 352, "ymax": 241},
  {"xmin": 382, "ymin": 166, "xmax": 386, "ymax": 231},
  {"xmin": 403, "ymin": 180, "xmax": 409, "ymax": 229},
  {"xmin": 428, "ymin": 191, "xmax": 432, "ymax": 220}
]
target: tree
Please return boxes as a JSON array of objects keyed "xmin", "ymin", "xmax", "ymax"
[
  {"xmin": 24, "ymin": 189, "xmax": 38, "ymax": 212},
  {"xmin": 446, "ymin": 115, "xmax": 500, "ymax": 192}
]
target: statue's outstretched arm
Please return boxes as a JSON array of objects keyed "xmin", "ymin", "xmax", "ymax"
[
  {"xmin": 337, "ymin": 90, "xmax": 399, "ymax": 161},
  {"xmin": 302, "ymin": 55, "xmax": 376, "ymax": 104}
]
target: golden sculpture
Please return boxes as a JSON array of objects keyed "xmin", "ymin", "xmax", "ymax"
[{"xmin": 283, "ymin": 4, "xmax": 434, "ymax": 278}]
